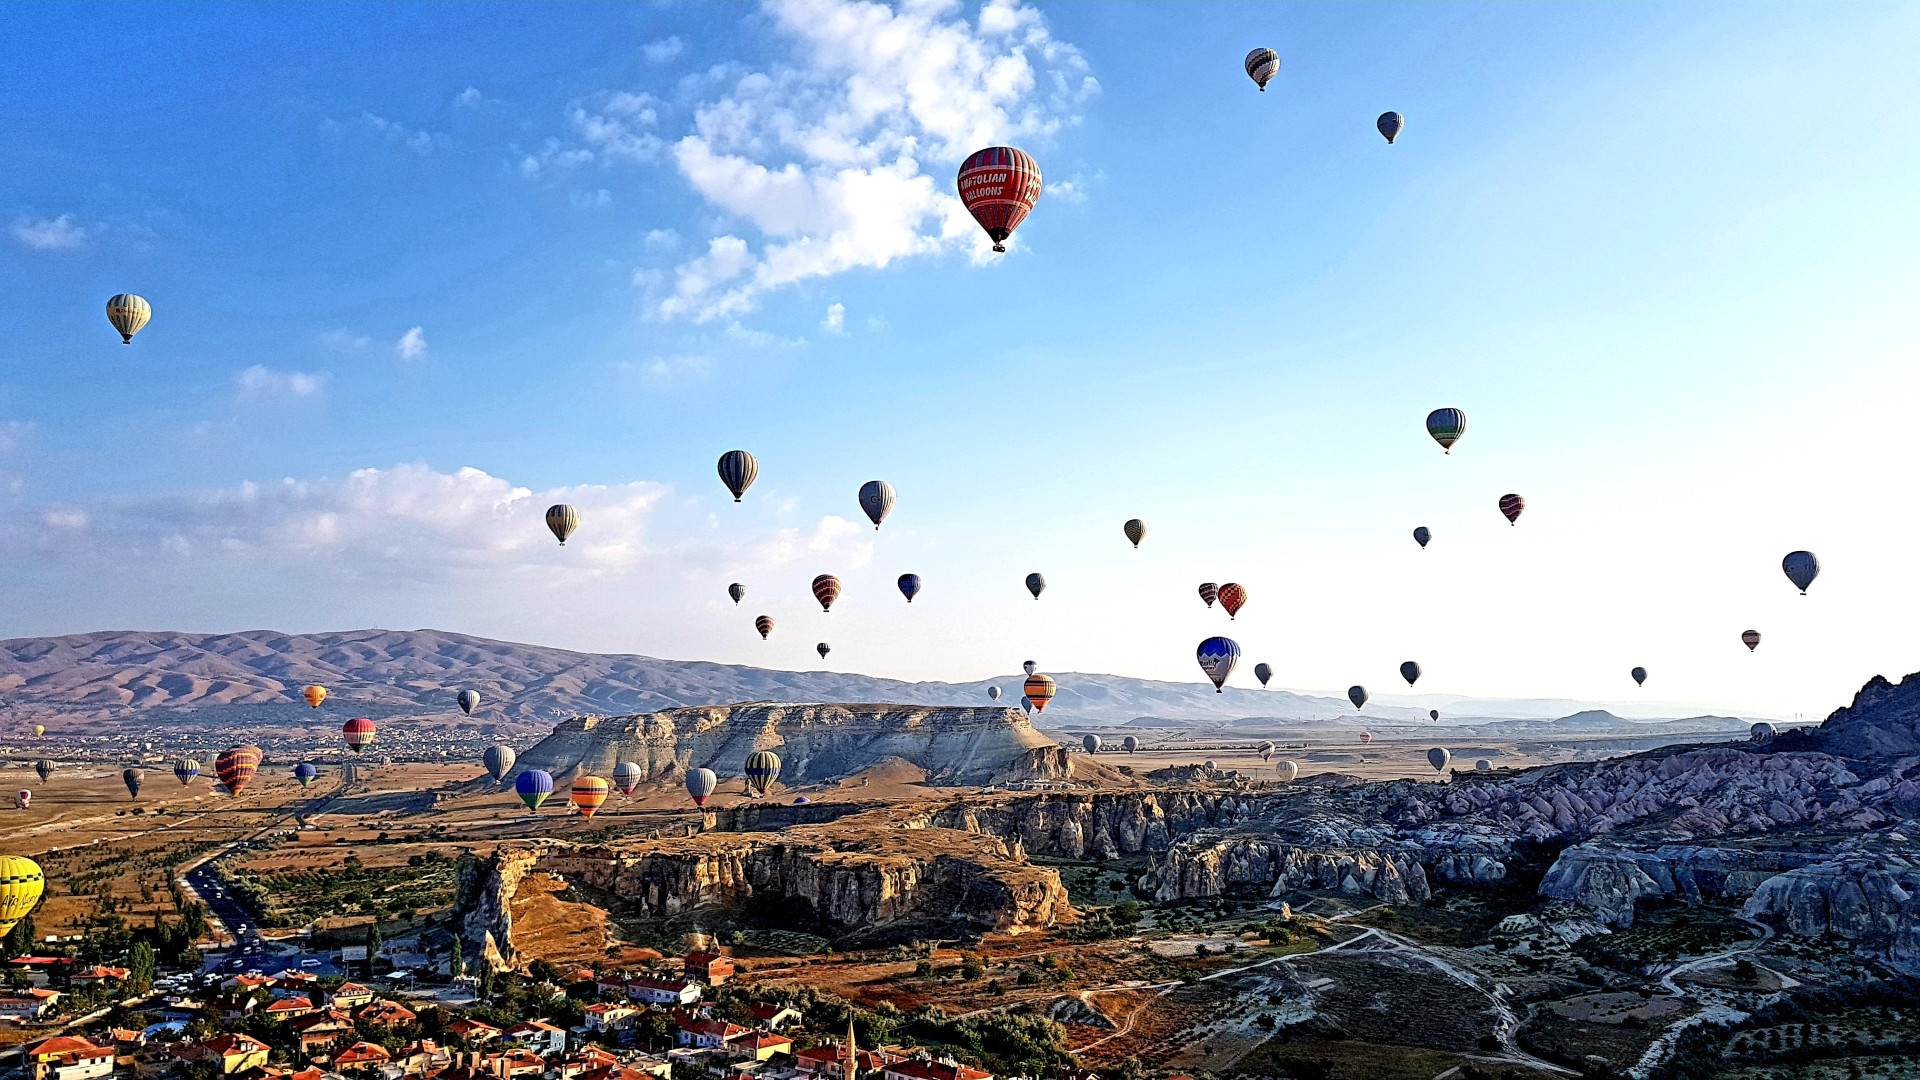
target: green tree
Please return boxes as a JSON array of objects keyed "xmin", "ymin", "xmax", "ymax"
[
  {"xmin": 366, "ymin": 926, "xmax": 383, "ymax": 975},
  {"xmin": 126, "ymin": 942, "xmax": 156, "ymax": 996},
  {"xmin": 478, "ymin": 964, "xmax": 495, "ymax": 1001},
  {"xmin": 450, "ymin": 935, "xmax": 465, "ymax": 979},
  {"xmin": 961, "ymin": 953, "xmax": 985, "ymax": 981},
  {"xmin": 2, "ymin": 912, "xmax": 35, "ymax": 959}
]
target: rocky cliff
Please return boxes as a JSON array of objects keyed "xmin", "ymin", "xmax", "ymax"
[{"xmin": 508, "ymin": 703, "xmax": 1061, "ymax": 788}]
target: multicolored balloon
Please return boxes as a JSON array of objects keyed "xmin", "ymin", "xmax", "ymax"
[
  {"xmin": 897, "ymin": 574, "xmax": 921, "ymax": 603},
  {"xmin": 106, "ymin": 294, "xmax": 151, "ymax": 344},
  {"xmin": 1378, "ymin": 111, "xmax": 1405, "ymax": 144},
  {"xmin": 1196, "ymin": 636, "xmax": 1241, "ymax": 693},
  {"xmin": 1218, "ymin": 583, "xmax": 1247, "ymax": 620},
  {"xmin": 303, "ymin": 685, "xmax": 328, "ymax": 708},
  {"xmin": 174, "ymin": 758, "xmax": 200, "ymax": 787},
  {"xmin": 744, "ymin": 751, "xmax": 782, "ymax": 796},
  {"xmin": 1023, "ymin": 660, "xmax": 1037, "ymax": 677},
  {"xmin": 756, "ymin": 615, "xmax": 774, "ymax": 639},
  {"xmin": 613, "ymin": 762, "xmax": 642, "ymax": 796},
  {"xmin": 1631, "ymin": 667, "xmax": 1647, "ymax": 687},
  {"xmin": 1026, "ymin": 572, "xmax": 1046, "ymax": 599},
  {"xmin": 342, "ymin": 718, "xmax": 376, "ymax": 754},
  {"xmin": 1123, "ymin": 519, "xmax": 1147, "ymax": 548},
  {"xmin": 1348, "ymin": 686, "xmax": 1369, "ymax": 710},
  {"xmin": 717, "ymin": 450, "xmax": 758, "ymax": 503},
  {"xmin": 1023, "ymin": 673, "xmax": 1057, "ymax": 713},
  {"xmin": 570, "ymin": 776, "xmax": 610, "ymax": 818},
  {"xmin": 811, "ymin": 575, "xmax": 842, "ymax": 612},
  {"xmin": 0, "ymin": 856, "xmax": 44, "ymax": 939},
  {"xmin": 1413, "ymin": 527, "xmax": 1431, "ymax": 549},
  {"xmin": 215, "ymin": 746, "xmax": 262, "ymax": 796},
  {"xmin": 1400, "ymin": 661, "xmax": 1421, "ymax": 687},
  {"xmin": 686, "ymin": 767, "xmax": 717, "ymax": 808},
  {"xmin": 12, "ymin": 790, "xmax": 26, "ymax": 810},
  {"xmin": 1783, "ymin": 551, "xmax": 1819, "ymax": 594},
  {"xmin": 957, "ymin": 146, "xmax": 1042, "ymax": 253},
  {"xmin": 1360, "ymin": 731, "xmax": 1373, "ymax": 744},
  {"xmin": 1425, "ymin": 408, "xmax": 1464, "ymax": 453},
  {"xmin": 858, "ymin": 481, "xmax": 896, "ymax": 530},
  {"xmin": 1254, "ymin": 662, "xmax": 1272, "ymax": 688},
  {"xmin": 484, "ymin": 745, "xmax": 515, "ymax": 783},
  {"xmin": 1742, "ymin": 630, "xmax": 1762, "ymax": 652},
  {"xmin": 1258, "ymin": 741, "xmax": 1274, "ymax": 762},
  {"xmin": 546, "ymin": 504, "xmax": 579, "ymax": 546},
  {"xmin": 728, "ymin": 583, "xmax": 746, "ymax": 605},
  {"xmin": 293, "ymin": 763, "xmax": 318, "ymax": 787},
  {"xmin": 1244, "ymin": 48, "xmax": 1280, "ymax": 91},
  {"xmin": 515, "ymin": 769, "xmax": 554, "ymax": 811},
  {"xmin": 457, "ymin": 689, "xmax": 480, "ymax": 716},
  {"xmin": 1499, "ymin": 494, "xmax": 1525, "ymax": 525}
]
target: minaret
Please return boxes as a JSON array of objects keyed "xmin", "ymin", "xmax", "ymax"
[{"xmin": 844, "ymin": 1014, "xmax": 858, "ymax": 1080}]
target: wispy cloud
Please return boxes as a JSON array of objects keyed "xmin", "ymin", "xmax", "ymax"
[
  {"xmin": 454, "ymin": 87, "xmax": 484, "ymax": 108},
  {"xmin": 363, "ymin": 113, "xmax": 451, "ymax": 155},
  {"xmin": 236, "ymin": 366, "xmax": 327, "ymax": 400},
  {"xmin": 320, "ymin": 329, "xmax": 373, "ymax": 351},
  {"xmin": 644, "ymin": 228, "xmax": 680, "ymax": 251},
  {"xmin": 821, "ymin": 302, "xmax": 846, "ymax": 334},
  {"xmin": 396, "ymin": 327, "xmax": 427, "ymax": 360},
  {"xmin": 570, "ymin": 188, "xmax": 613, "ymax": 209},
  {"xmin": 642, "ymin": 36, "xmax": 686, "ymax": 64},
  {"xmin": 10, "ymin": 214, "xmax": 89, "ymax": 251}
]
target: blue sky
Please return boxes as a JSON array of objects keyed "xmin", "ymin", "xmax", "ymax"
[{"xmin": 2, "ymin": 1, "xmax": 1918, "ymax": 716}]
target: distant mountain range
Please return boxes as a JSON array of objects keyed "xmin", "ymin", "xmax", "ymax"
[{"xmin": 0, "ymin": 628, "xmax": 1772, "ymax": 734}]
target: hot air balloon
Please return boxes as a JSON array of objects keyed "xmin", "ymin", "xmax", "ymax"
[
  {"xmin": 1024, "ymin": 674, "xmax": 1057, "ymax": 713},
  {"xmin": 1275, "ymin": 760, "xmax": 1298, "ymax": 783},
  {"xmin": 122, "ymin": 768, "xmax": 143, "ymax": 799},
  {"xmin": 1244, "ymin": 47, "xmax": 1279, "ymax": 91},
  {"xmin": 174, "ymin": 758, "xmax": 200, "ymax": 787},
  {"xmin": 1475, "ymin": 759, "xmax": 1492, "ymax": 772},
  {"xmin": 34, "ymin": 760, "xmax": 51, "ymax": 783},
  {"xmin": 858, "ymin": 481, "xmax": 896, "ymax": 530},
  {"xmin": 1083, "ymin": 734, "xmax": 1101, "ymax": 754},
  {"xmin": 793, "ymin": 796, "xmax": 811, "ymax": 805},
  {"xmin": 756, "ymin": 615, "xmax": 774, "ymax": 639},
  {"xmin": 1751, "ymin": 722, "xmax": 1777, "ymax": 741},
  {"xmin": 686, "ymin": 767, "xmax": 717, "ymax": 807},
  {"xmin": 1783, "ymin": 551, "xmax": 1819, "ymax": 594},
  {"xmin": 1258, "ymin": 741, "xmax": 1274, "ymax": 762},
  {"xmin": 1742, "ymin": 630, "xmax": 1762, "ymax": 652},
  {"xmin": 303, "ymin": 685, "xmax": 327, "ymax": 708},
  {"xmin": 1026, "ymin": 573, "xmax": 1046, "ymax": 599},
  {"xmin": 293, "ymin": 763, "xmax": 318, "ymax": 787},
  {"xmin": 1428, "ymin": 747, "xmax": 1451, "ymax": 774},
  {"xmin": 1024, "ymin": 660, "xmax": 1037, "ymax": 676},
  {"xmin": 342, "ymin": 718, "xmax": 376, "ymax": 754},
  {"xmin": 1378, "ymin": 111, "xmax": 1405, "ymax": 144},
  {"xmin": 1122, "ymin": 735, "xmax": 1139, "ymax": 753},
  {"xmin": 1360, "ymin": 731, "xmax": 1373, "ymax": 744},
  {"xmin": 1400, "ymin": 661, "xmax": 1421, "ymax": 687},
  {"xmin": 611, "ymin": 761, "xmax": 643, "ymax": 796},
  {"xmin": 1631, "ymin": 667, "xmax": 1647, "ymax": 687},
  {"xmin": 1413, "ymin": 527, "xmax": 1431, "ymax": 549},
  {"xmin": 546, "ymin": 504, "xmax": 579, "ymax": 546},
  {"xmin": 817, "ymin": 642, "xmax": 831, "ymax": 659},
  {"xmin": 30, "ymin": 725, "xmax": 44, "ymax": 738},
  {"xmin": 1196, "ymin": 636, "xmax": 1241, "ymax": 693},
  {"xmin": 11, "ymin": 791, "xmax": 26, "ymax": 810},
  {"xmin": 1021, "ymin": 699, "xmax": 1033, "ymax": 715},
  {"xmin": 1254, "ymin": 662, "xmax": 1272, "ymax": 688},
  {"xmin": 957, "ymin": 146, "xmax": 1042, "ymax": 253},
  {"xmin": 106, "ymin": 294, "xmax": 151, "ymax": 344},
  {"xmin": 515, "ymin": 770, "xmax": 554, "ymax": 811},
  {"xmin": 988, "ymin": 686, "xmax": 1001, "ymax": 701},
  {"xmin": 1425, "ymin": 408, "xmax": 1464, "ymax": 452},
  {"xmin": 1499, "ymin": 494, "xmax": 1525, "ymax": 525},
  {"xmin": 1203, "ymin": 760, "xmax": 1217, "ymax": 772},
  {"xmin": 0, "ymin": 856, "xmax": 44, "ymax": 939},
  {"xmin": 1430, "ymin": 709, "xmax": 1440, "ymax": 722},
  {"xmin": 457, "ymin": 689, "xmax": 480, "ymax": 716},
  {"xmin": 811, "ymin": 575, "xmax": 841, "ymax": 612},
  {"xmin": 1218, "ymin": 583, "xmax": 1247, "ymax": 620},
  {"xmin": 717, "ymin": 450, "xmax": 758, "ymax": 502},
  {"xmin": 728, "ymin": 583, "xmax": 746, "ymax": 605},
  {"xmin": 571, "ymin": 777, "xmax": 610, "ymax": 818},
  {"xmin": 1123, "ymin": 519, "xmax": 1147, "ymax": 548},
  {"xmin": 744, "ymin": 751, "xmax": 782, "ymax": 796},
  {"xmin": 215, "ymin": 746, "xmax": 262, "ymax": 796},
  {"xmin": 1198, "ymin": 583, "xmax": 1218, "ymax": 609},
  {"xmin": 1348, "ymin": 686, "xmax": 1369, "ymax": 710},
  {"xmin": 484, "ymin": 745, "xmax": 515, "ymax": 783},
  {"xmin": 898, "ymin": 574, "xmax": 921, "ymax": 603}
]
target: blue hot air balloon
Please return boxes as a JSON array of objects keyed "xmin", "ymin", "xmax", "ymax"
[
  {"xmin": 1196, "ymin": 636, "xmax": 1242, "ymax": 693},
  {"xmin": 1378, "ymin": 111, "xmax": 1406, "ymax": 144},
  {"xmin": 292, "ymin": 763, "xmax": 318, "ymax": 788},
  {"xmin": 515, "ymin": 769, "xmax": 554, "ymax": 811},
  {"xmin": 1413, "ymin": 527, "xmax": 1431, "ymax": 549},
  {"xmin": 897, "ymin": 574, "xmax": 922, "ymax": 603},
  {"xmin": 1783, "ymin": 550, "xmax": 1819, "ymax": 594}
]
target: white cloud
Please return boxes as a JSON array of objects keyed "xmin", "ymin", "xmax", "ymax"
[
  {"xmin": 454, "ymin": 87, "xmax": 484, "ymax": 108},
  {"xmin": 10, "ymin": 214, "xmax": 89, "ymax": 250},
  {"xmin": 236, "ymin": 366, "xmax": 328, "ymax": 400},
  {"xmin": 821, "ymin": 302, "xmax": 846, "ymax": 333},
  {"xmin": 363, "ymin": 113, "xmax": 450, "ymax": 155},
  {"xmin": 642, "ymin": 36, "xmax": 686, "ymax": 64},
  {"xmin": 43, "ymin": 510, "xmax": 88, "ymax": 531},
  {"xmin": 570, "ymin": 188, "xmax": 614, "ymax": 209},
  {"xmin": 644, "ymin": 228, "xmax": 680, "ymax": 251},
  {"xmin": 643, "ymin": 0, "xmax": 1096, "ymax": 321},
  {"xmin": 396, "ymin": 327, "xmax": 428, "ymax": 360}
]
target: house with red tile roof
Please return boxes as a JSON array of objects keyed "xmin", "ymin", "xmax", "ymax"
[
  {"xmin": 746, "ymin": 1004, "xmax": 801, "ymax": 1031},
  {"xmin": 68, "ymin": 965, "xmax": 130, "ymax": 987},
  {"xmin": 482, "ymin": 1048, "xmax": 547, "ymax": 1078},
  {"xmin": 446, "ymin": 1018, "xmax": 502, "ymax": 1044},
  {"xmin": 675, "ymin": 1020, "xmax": 746, "ymax": 1050},
  {"xmin": 0, "ymin": 987, "xmax": 61, "ymax": 1021},
  {"xmin": 730, "ymin": 1033, "xmax": 791, "ymax": 1062},
  {"xmin": 794, "ymin": 1045, "xmax": 907, "ymax": 1079},
  {"xmin": 882, "ymin": 1060, "xmax": 993, "ymax": 1080},
  {"xmin": 503, "ymin": 1020, "xmax": 567, "ymax": 1058},
  {"xmin": 222, "ymin": 974, "xmax": 277, "ymax": 994},
  {"xmin": 393, "ymin": 1040, "xmax": 452, "ymax": 1076},
  {"xmin": 178, "ymin": 1034, "xmax": 271, "ymax": 1075},
  {"xmin": 626, "ymin": 975, "xmax": 700, "ymax": 1006},
  {"xmin": 326, "ymin": 982, "xmax": 376, "ymax": 1010},
  {"xmin": 583, "ymin": 1004, "xmax": 638, "ymax": 1033},
  {"xmin": 290, "ymin": 1010, "xmax": 355, "ymax": 1055},
  {"xmin": 23, "ymin": 1036, "xmax": 115, "ymax": 1080},
  {"xmin": 261, "ymin": 996, "xmax": 315, "ymax": 1021},
  {"xmin": 356, "ymin": 999, "xmax": 417, "ymax": 1027},
  {"xmin": 332, "ymin": 1041, "xmax": 392, "ymax": 1073},
  {"xmin": 681, "ymin": 953, "xmax": 734, "ymax": 986}
]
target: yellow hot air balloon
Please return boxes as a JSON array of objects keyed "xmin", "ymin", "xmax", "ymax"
[
  {"xmin": 0, "ymin": 856, "xmax": 45, "ymax": 939},
  {"xmin": 31, "ymin": 725, "xmax": 44, "ymax": 738},
  {"xmin": 302, "ymin": 685, "xmax": 328, "ymax": 708},
  {"xmin": 107, "ymin": 294, "xmax": 151, "ymax": 344}
]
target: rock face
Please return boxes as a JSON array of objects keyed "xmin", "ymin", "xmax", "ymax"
[
  {"xmin": 455, "ymin": 844, "xmax": 554, "ymax": 969},
  {"xmin": 511, "ymin": 703, "xmax": 1061, "ymax": 788},
  {"xmin": 1539, "ymin": 845, "xmax": 1825, "ymax": 926},
  {"xmin": 1740, "ymin": 858, "xmax": 1920, "ymax": 966},
  {"xmin": 1140, "ymin": 835, "xmax": 1430, "ymax": 904}
]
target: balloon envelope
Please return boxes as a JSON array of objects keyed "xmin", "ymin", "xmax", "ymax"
[
  {"xmin": 1360, "ymin": 731, "xmax": 1373, "ymax": 744},
  {"xmin": 1122, "ymin": 735, "xmax": 1139, "ymax": 753},
  {"xmin": 1218, "ymin": 583, "xmax": 1247, "ymax": 619},
  {"xmin": 957, "ymin": 146, "xmax": 1042, "ymax": 252},
  {"xmin": 173, "ymin": 758, "xmax": 200, "ymax": 786},
  {"xmin": 1400, "ymin": 661, "xmax": 1421, "ymax": 687},
  {"xmin": 755, "ymin": 615, "xmax": 774, "ymax": 639},
  {"xmin": 858, "ymin": 480, "xmax": 896, "ymax": 529},
  {"xmin": 817, "ymin": 642, "xmax": 831, "ymax": 658},
  {"xmin": 728, "ymin": 583, "xmax": 746, "ymax": 605},
  {"xmin": 1198, "ymin": 582, "xmax": 1218, "ymax": 608},
  {"xmin": 1196, "ymin": 636, "xmax": 1242, "ymax": 692},
  {"xmin": 122, "ymin": 768, "xmax": 143, "ymax": 799},
  {"xmin": 1742, "ymin": 630, "xmax": 1762, "ymax": 651},
  {"xmin": 106, "ymin": 294, "xmax": 151, "ymax": 343},
  {"xmin": 1499, "ymin": 494, "xmax": 1525, "ymax": 524},
  {"xmin": 303, "ymin": 685, "xmax": 327, "ymax": 708},
  {"xmin": 1430, "ymin": 709, "xmax": 1440, "ymax": 722},
  {"xmin": 342, "ymin": 718, "xmax": 376, "ymax": 754},
  {"xmin": 1123, "ymin": 519, "xmax": 1147, "ymax": 548},
  {"xmin": 687, "ymin": 767, "xmax": 718, "ymax": 807},
  {"xmin": 1023, "ymin": 674, "xmax": 1057, "ymax": 713},
  {"xmin": 293, "ymin": 763, "xmax": 318, "ymax": 787},
  {"xmin": 613, "ymin": 762, "xmax": 643, "ymax": 796},
  {"xmin": 34, "ymin": 759, "xmax": 51, "ymax": 783},
  {"xmin": 1378, "ymin": 111, "xmax": 1406, "ymax": 143},
  {"xmin": 1413, "ymin": 526, "xmax": 1431, "ymax": 549},
  {"xmin": 1752, "ymin": 722, "xmax": 1777, "ymax": 741},
  {"xmin": 545, "ymin": 504, "xmax": 579, "ymax": 545},
  {"xmin": 744, "ymin": 751, "xmax": 782, "ymax": 796},
  {"xmin": 457, "ymin": 689, "xmax": 480, "ymax": 715},
  {"xmin": 484, "ymin": 745, "xmax": 516, "ymax": 783},
  {"xmin": 31, "ymin": 725, "xmax": 44, "ymax": 738},
  {"xmin": 1783, "ymin": 550, "xmax": 1819, "ymax": 593},
  {"xmin": 1348, "ymin": 686, "xmax": 1369, "ymax": 710},
  {"xmin": 1023, "ymin": 660, "xmax": 1037, "ymax": 676},
  {"xmin": 215, "ymin": 746, "xmax": 262, "ymax": 796},
  {"xmin": 1428, "ymin": 747, "xmax": 1451, "ymax": 774},
  {"xmin": 717, "ymin": 450, "xmax": 759, "ymax": 502},
  {"xmin": 988, "ymin": 686, "xmax": 1001, "ymax": 701},
  {"xmin": 1425, "ymin": 408, "xmax": 1464, "ymax": 451},
  {"xmin": 12, "ymin": 791, "xmax": 26, "ymax": 809},
  {"xmin": 1475, "ymin": 759, "xmax": 1492, "ymax": 772},
  {"xmin": 1244, "ymin": 47, "xmax": 1279, "ymax": 90},
  {"xmin": 1254, "ymin": 662, "xmax": 1272, "ymax": 687},
  {"xmin": 897, "ymin": 574, "xmax": 921, "ymax": 603},
  {"xmin": 570, "ymin": 777, "xmax": 610, "ymax": 818},
  {"xmin": 0, "ymin": 856, "xmax": 44, "ymax": 938},
  {"xmin": 1275, "ymin": 760, "xmax": 1298, "ymax": 783},
  {"xmin": 811, "ymin": 575, "xmax": 841, "ymax": 611},
  {"xmin": 1083, "ymin": 734, "xmax": 1101, "ymax": 754},
  {"xmin": 1025, "ymin": 572, "xmax": 1046, "ymax": 599},
  {"xmin": 515, "ymin": 770, "xmax": 554, "ymax": 811},
  {"xmin": 1258, "ymin": 741, "xmax": 1274, "ymax": 761},
  {"xmin": 1631, "ymin": 667, "xmax": 1647, "ymax": 686}
]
